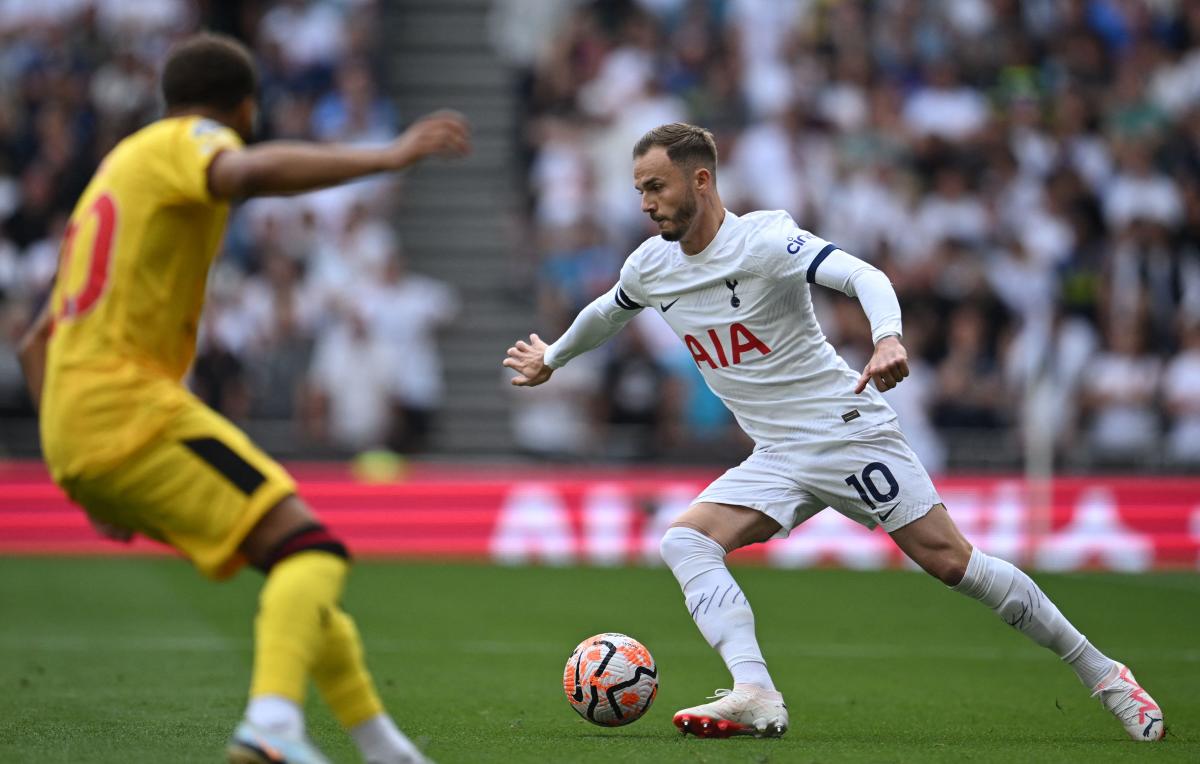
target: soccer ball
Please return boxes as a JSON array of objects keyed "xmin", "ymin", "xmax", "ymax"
[{"xmin": 563, "ymin": 632, "xmax": 658, "ymax": 726}]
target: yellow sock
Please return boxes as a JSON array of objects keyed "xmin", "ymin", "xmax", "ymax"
[
  {"xmin": 312, "ymin": 608, "xmax": 386, "ymax": 728},
  {"xmin": 249, "ymin": 551, "xmax": 348, "ymax": 703}
]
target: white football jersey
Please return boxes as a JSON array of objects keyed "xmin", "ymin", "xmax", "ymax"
[{"xmin": 604, "ymin": 209, "xmax": 897, "ymax": 447}]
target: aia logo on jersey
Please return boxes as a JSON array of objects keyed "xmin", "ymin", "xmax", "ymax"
[{"xmin": 684, "ymin": 323, "xmax": 771, "ymax": 369}]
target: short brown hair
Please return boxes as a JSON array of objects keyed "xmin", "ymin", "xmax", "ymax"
[
  {"xmin": 161, "ymin": 33, "xmax": 257, "ymax": 111},
  {"xmin": 633, "ymin": 123, "xmax": 718, "ymax": 173}
]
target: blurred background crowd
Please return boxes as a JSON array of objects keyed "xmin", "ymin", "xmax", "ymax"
[
  {"xmin": 0, "ymin": 0, "xmax": 1197, "ymax": 471},
  {"xmin": 0, "ymin": 0, "xmax": 459, "ymax": 457}
]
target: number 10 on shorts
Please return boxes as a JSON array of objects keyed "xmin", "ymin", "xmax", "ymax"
[{"xmin": 844, "ymin": 462, "xmax": 899, "ymax": 509}]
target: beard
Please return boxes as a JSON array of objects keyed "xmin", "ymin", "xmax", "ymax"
[{"xmin": 657, "ymin": 190, "xmax": 697, "ymax": 242}]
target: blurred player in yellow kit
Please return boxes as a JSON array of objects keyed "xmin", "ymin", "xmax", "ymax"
[{"xmin": 17, "ymin": 33, "xmax": 469, "ymax": 764}]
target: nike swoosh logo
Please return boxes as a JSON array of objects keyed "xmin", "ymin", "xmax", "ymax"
[
  {"xmin": 660, "ymin": 298, "xmax": 680, "ymax": 312},
  {"xmin": 877, "ymin": 503, "xmax": 899, "ymax": 523}
]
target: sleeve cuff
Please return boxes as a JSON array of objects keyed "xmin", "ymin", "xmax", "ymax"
[{"xmin": 872, "ymin": 328, "xmax": 902, "ymax": 345}]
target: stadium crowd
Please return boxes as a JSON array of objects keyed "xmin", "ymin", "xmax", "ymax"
[
  {"xmin": 1, "ymin": 0, "xmax": 1198, "ymax": 470},
  {"xmin": 0, "ymin": 0, "xmax": 458, "ymax": 457},
  {"xmin": 497, "ymin": 0, "xmax": 1200, "ymax": 470}
]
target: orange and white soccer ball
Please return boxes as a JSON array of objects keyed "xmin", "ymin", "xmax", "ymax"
[{"xmin": 563, "ymin": 632, "xmax": 658, "ymax": 726}]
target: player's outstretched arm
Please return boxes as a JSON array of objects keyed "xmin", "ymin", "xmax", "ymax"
[
  {"xmin": 503, "ymin": 283, "xmax": 643, "ymax": 386},
  {"xmin": 504, "ymin": 333, "xmax": 553, "ymax": 387},
  {"xmin": 208, "ymin": 110, "xmax": 471, "ymax": 199},
  {"xmin": 16, "ymin": 302, "xmax": 52, "ymax": 410}
]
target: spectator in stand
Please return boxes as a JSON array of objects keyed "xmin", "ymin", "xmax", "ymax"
[
  {"xmin": 1081, "ymin": 318, "xmax": 1163, "ymax": 465},
  {"xmin": 903, "ymin": 59, "xmax": 990, "ymax": 143},
  {"xmin": 359, "ymin": 248, "xmax": 459, "ymax": 453},
  {"xmin": 933, "ymin": 304, "xmax": 1008, "ymax": 432},
  {"xmin": 304, "ymin": 305, "xmax": 396, "ymax": 454},
  {"xmin": 1163, "ymin": 320, "xmax": 1200, "ymax": 467},
  {"xmin": 239, "ymin": 251, "xmax": 317, "ymax": 421},
  {"xmin": 311, "ymin": 58, "xmax": 397, "ymax": 143},
  {"xmin": 595, "ymin": 322, "xmax": 680, "ymax": 461},
  {"xmin": 507, "ymin": 312, "xmax": 601, "ymax": 461}
]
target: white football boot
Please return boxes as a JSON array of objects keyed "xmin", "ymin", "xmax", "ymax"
[
  {"xmin": 226, "ymin": 721, "xmax": 332, "ymax": 764},
  {"xmin": 1091, "ymin": 663, "xmax": 1165, "ymax": 741},
  {"xmin": 672, "ymin": 684, "xmax": 788, "ymax": 738}
]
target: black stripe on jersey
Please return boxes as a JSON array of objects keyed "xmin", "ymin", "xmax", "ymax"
[
  {"xmin": 614, "ymin": 286, "xmax": 641, "ymax": 310},
  {"xmin": 182, "ymin": 437, "xmax": 266, "ymax": 495},
  {"xmin": 806, "ymin": 242, "xmax": 839, "ymax": 284}
]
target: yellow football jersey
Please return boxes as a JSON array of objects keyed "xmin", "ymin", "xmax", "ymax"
[{"xmin": 41, "ymin": 116, "xmax": 244, "ymax": 479}]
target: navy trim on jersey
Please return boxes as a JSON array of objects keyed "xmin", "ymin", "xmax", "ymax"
[
  {"xmin": 806, "ymin": 243, "xmax": 839, "ymax": 284},
  {"xmin": 614, "ymin": 286, "xmax": 641, "ymax": 310}
]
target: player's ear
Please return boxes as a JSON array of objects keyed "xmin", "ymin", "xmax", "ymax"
[{"xmin": 693, "ymin": 165, "xmax": 712, "ymax": 192}]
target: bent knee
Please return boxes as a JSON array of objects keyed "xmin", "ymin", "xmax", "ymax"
[
  {"xmin": 921, "ymin": 544, "xmax": 971, "ymax": 586},
  {"xmin": 932, "ymin": 556, "xmax": 969, "ymax": 586},
  {"xmin": 258, "ymin": 521, "xmax": 351, "ymax": 572},
  {"xmin": 659, "ymin": 525, "xmax": 718, "ymax": 566}
]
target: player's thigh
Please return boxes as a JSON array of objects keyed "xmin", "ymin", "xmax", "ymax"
[
  {"xmin": 687, "ymin": 449, "xmax": 819, "ymax": 551},
  {"xmin": 671, "ymin": 502, "xmax": 782, "ymax": 552},
  {"xmin": 72, "ymin": 399, "xmax": 297, "ymax": 579},
  {"xmin": 801, "ymin": 422, "xmax": 943, "ymax": 533}
]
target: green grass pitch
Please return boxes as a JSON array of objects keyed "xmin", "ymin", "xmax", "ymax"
[{"xmin": 0, "ymin": 558, "xmax": 1197, "ymax": 763}]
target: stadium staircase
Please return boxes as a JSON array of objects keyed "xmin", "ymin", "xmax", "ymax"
[{"xmin": 383, "ymin": 0, "xmax": 522, "ymax": 457}]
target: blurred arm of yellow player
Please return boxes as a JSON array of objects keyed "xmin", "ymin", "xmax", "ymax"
[
  {"xmin": 17, "ymin": 302, "xmax": 52, "ymax": 411},
  {"xmin": 18, "ymin": 304, "xmax": 133, "ymax": 541},
  {"xmin": 207, "ymin": 109, "xmax": 471, "ymax": 199}
]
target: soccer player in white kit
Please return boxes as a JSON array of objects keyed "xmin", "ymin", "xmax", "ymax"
[{"xmin": 503, "ymin": 123, "xmax": 1164, "ymax": 742}]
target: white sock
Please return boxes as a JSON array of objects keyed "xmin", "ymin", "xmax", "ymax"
[
  {"xmin": 660, "ymin": 526, "xmax": 776, "ymax": 692},
  {"xmin": 953, "ymin": 548, "xmax": 1116, "ymax": 688},
  {"xmin": 246, "ymin": 694, "xmax": 304, "ymax": 738},
  {"xmin": 350, "ymin": 713, "xmax": 423, "ymax": 763}
]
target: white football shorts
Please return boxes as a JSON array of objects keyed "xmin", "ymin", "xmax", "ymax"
[{"xmin": 694, "ymin": 421, "xmax": 942, "ymax": 536}]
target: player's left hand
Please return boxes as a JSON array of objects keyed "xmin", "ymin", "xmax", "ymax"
[{"xmin": 855, "ymin": 335, "xmax": 909, "ymax": 394}]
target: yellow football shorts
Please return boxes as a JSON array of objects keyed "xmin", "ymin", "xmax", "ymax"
[{"xmin": 58, "ymin": 397, "xmax": 296, "ymax": 580}]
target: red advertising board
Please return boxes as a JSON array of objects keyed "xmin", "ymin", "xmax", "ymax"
[{"xmin": 1, "ymin": 462, "xmax": 1198, "ymax": 571}]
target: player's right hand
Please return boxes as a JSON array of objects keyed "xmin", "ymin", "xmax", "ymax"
[
  {"xmin": 388, "ymin": 110, "xmax": 471, "ymax": 169},
  {"xmin": 504, "ymin": 333, "xmax": 554, "ymax": 387}
]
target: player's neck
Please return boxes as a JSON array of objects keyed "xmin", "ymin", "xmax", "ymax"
[
  {"xmin": 165, "ymin": 106, "xmax": 233, "ymax": 128},
  {"xmin": 679, "ymin": 198, "xmax": 726, "ymax": 256}
]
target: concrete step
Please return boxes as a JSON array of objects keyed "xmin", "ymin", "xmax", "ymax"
[
  {"xmin": 391, "ymin": 54, "xmax": 511, "ymax": 90},
  {"xmin": 383, "ymin": 0, "xmax": 523, "ymax": 460},
  {"xmin": 385, "ymin": 0, "xmax": 491, "ymax": 12},
  {"xmin": 392, "ymin": 11, "xmax": 488, "ymax": 50},
  {"xmin": 400, "ymin": 89, "xmax": 514, "ymax": 113}
]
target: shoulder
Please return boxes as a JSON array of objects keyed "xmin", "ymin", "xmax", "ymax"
[
  {"xmin": 738, "ymin": 210, "xmax": 811, "ymax": 253},
  {"xmin": 131, "ymin": 118, "xmax": 243, "ymax": 158},
  {"xmin": 190, "ymin": 118, "xmax": 243, "ymax": 149},
  {"xmin": 736, "ymin": 209, "xmax": 824, "ymax": 274},
  {"xmin": 621, "ymin": 235, "xmax": 668, "ymax": 279},
  {"xmin": 739, "ymin": 209, "xmax": 795, "ymax": 230},
  {"xmin": 624, "ymin": 235, "xmax": 668, "ymax": 268}
]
